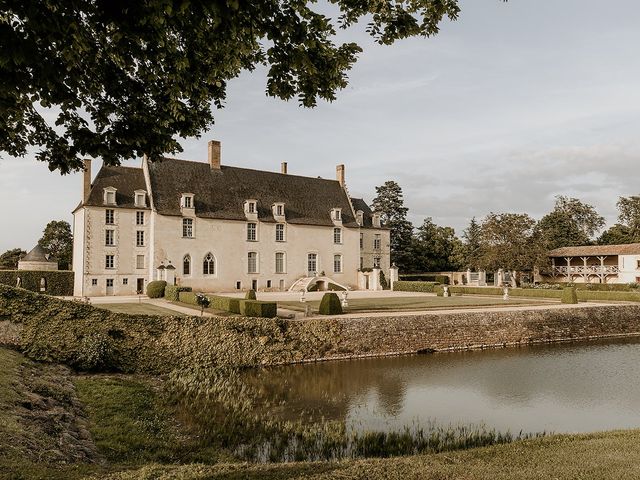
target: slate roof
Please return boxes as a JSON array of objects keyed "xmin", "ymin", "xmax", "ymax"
[
  {"xmin": 146, "ymin": 157, "xmax": 359, "ymax": 227},
  {"xmin": 22, "ymin": 244, "xmax": 54, "ymax": 262},
  {"xmin": 84, "ymin": 165, "xmax": 149, "ymax": 210},
  {"xmin": 548, "ymin": 243, "xmax": 640, "ymax": 257}
]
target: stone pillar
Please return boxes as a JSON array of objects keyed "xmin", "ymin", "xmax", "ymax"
[
  {"xmin": 371, "ymin": 268, "xmax": 381, "ymax": 291},
  {"xmin": 358, "ymin": 271, "xmax": 367, "ymax": 290},
  {"xmin": 497, "ymin": 269, "xmax": 504, "ymax": 287},
  {"xmin": 389, "ymin": 264, "xmax": 399, "ymax": 291},
  {"xmin": 466, "ymin": 269, "xmax": 472, "ymax": 285},
  {"xmin": 478, "ymin": 270, "xmax": 487, "ymax": 286}
]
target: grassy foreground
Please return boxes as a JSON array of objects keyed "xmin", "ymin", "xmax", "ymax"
[
  {"xmin": 94, "ymin": 302, "xmax": 186, "ymax": 317},
  {"xmin": 97, "ymin": 429, "xmax": 640, "ymax": 479}
]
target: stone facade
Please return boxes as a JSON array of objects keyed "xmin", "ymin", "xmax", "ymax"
[{"xmin": 72, "ymin": 142, "xmax": 391, "ymax": 296}]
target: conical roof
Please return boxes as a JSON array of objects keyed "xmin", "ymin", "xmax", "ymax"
[{"xmin": 22, "ymin": 244, "xmax": 53, "ymax": 262}]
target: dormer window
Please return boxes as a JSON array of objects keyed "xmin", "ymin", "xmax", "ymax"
[
  {"xmin": 103, "ymin": 187, "xmax": 117, "ymax": 205},
  {"xmin": 331, "ymin": 208, "xmax": 342, "ymax": 224},
  {"xmin": 273, "ymin": 202, "xmax": 285, "ymax": 218},
  {"xmin": 356, "ymin": 210, "xmax": 364, "ymax": 226},
  {"xmin": 248, "ymin": 201, "xmax": 256, "ymax": 213},
  {"xmin": 244, "ymin": 200, "xmax": 258, "ymax": 220},
  {"xmin": 181, "ymin": 193, "xmax": 194, "ymax": 209},
  {"xmin": 372, "ymin": 213, "xmax": 381, "ymax": 228},
  {"xmin": 134, "ymin": 190, "xmax": 146, "ymax": 207}
]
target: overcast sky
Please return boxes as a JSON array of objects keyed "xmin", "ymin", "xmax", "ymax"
[{"xmin": 2, "ymin": 0, "xmax": 640, "ymax": 253}]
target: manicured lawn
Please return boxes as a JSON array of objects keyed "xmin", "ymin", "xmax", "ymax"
[
  {"xmin": 95, "ymin": 302, "xmax": 186, "ymax": 316},
  {"xmin": 279, "ymin": 295, "xmax": 553, "ymax": 313}
]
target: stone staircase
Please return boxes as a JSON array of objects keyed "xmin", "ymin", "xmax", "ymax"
[{"xmin": 288, "ymin": 276, "xmax": 351, "ymax": 292}]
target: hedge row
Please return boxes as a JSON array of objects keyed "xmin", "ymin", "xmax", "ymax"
[
  {"xmin": 442, "ymin": 285, "xmax": 640, "ymax": 302},
  {"xmin": 0, "ymin": 270, "xmax": 74, "ymax": 296},
  {"xmin": 400, "ymin": 274, "xmax": 450, "ymax": 285},
  {"xmin": 0, "ymin": 284, "xmax": 339, "ymax": 373},
  {"xmin": 164, "ymin": 285, "xmax": 193, "ymax": 302},
  {"xmin": 394, "ymin": 281, "xmax": 440, "ymax": 293},
  {"xmin": 178, "ymin": 291, "xmax": 276, "ymax": 318}
]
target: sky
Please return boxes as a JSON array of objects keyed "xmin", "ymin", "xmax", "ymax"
[{"xmin": 1, "ymin": 0, "xmax": 640, "ymax": 252}]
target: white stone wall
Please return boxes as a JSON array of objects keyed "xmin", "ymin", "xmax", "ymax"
[
  {"xmin": 360, "ymin": 228, "xmax": 391, "ymax": 274},
  {"xmin": 151, "ymin": 213, "xmax": 360, "ymax": 292},
  {"xmin": 75, "ymin": 206, "xmax": 151, "ymax": 296},
  {"xmin": 618, "ymin": 255, "xmax": 640, "ymax": 283}
]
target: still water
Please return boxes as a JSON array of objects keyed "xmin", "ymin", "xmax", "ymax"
[{"xmin": 248, "ymin": 338, "xmax": 640, "ymax": 434}]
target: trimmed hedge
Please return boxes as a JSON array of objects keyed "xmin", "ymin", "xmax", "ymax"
[
  {"xmin": 576, "ymin": 290, "xmax": 640, "ymax": 302},
  {"xmin": 400, "ymin": 274, "xmax": 450, "ymax": 285},
  {"xmin": 561, "ymin": 287, "xmax": 578, "ymax": 304},
  {"xmin": 164, "ymin": 285, "xmax": 192, "ymax": 301},
  {"xmin": 394, "ymin": 281, "xmax": 440, "ymax": 293},
  {"xmin": 240, "ymin": 300, "xmax": 277, "ymax": 318},
  {"xmin": 318, "ymin": 293, "xmax": 343, "ymax": 315},
  {"xmin": 573, "ymin": 283, "xmax": 639, "ymax": 292},
  {"xmin": 245, "ymin": 290, "xmax": 257, "ymax": 300},
  {"xmin": 146, "ymin": 280, "xmax": 167, "ymax": 298},
  {"xmin": 0, "ymin": 270, "xmax": 73, "ymax": 296}
]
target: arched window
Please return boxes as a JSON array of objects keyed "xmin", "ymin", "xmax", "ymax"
[
  {"xmin": 203, "ymin": 253, "xmax": 215, "ymax": 275},
  {"xmin": 183, "ymin": 255, "xmax": 191, "ymax": 275}
]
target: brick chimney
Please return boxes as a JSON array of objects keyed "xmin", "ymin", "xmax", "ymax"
[
  {"xmin": 208, "ymin": 140, "xmax": 221, "ymax": 169},
  {"xmin": 336, "ymin": 164, "xmax": 345, "ymax": 187},
  {"xmin": 83, "ymin": 159, "xmax": 92, "ymax": 203},
  {"xmin": 281, "ymin": 162, "xmax": 288, "ymax": 174}
]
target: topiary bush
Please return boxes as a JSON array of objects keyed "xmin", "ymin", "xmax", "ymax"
[
  {"xmin": 239, "ymin": 300, "xmax": 277, "ymax": 318},
  {"xmin": 318, "ymin": 293, "xmax": 343, "ymax": 315},
  {"xmin": 164, "ymin": 285, "xmax": 192, "ymax": 301},
  {"xmin": 394, "ymin": 281, "xmax": 440, "ymax": 293},
  {"xmin": 561, "ymin": 287, "xmax": 578, "ymax": 304},
  {"xmin": 245, "ymin": 290, "xmax": 257, "ymax": 300},
  {"xmin": 146, "ymin": 280, "xmax": 167, "ymax": 298}
]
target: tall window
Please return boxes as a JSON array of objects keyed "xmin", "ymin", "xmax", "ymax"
[
  {"xmin": 374, "ymin": 234, "xmax": 381, "ymax": 250},
  {"xmin": 360, "ymin": 233, "xmax": 363, "ymax": 249},
  {"xmin": 275, "ymin": 252, "xmax": 285, "ymax": 274},
  {"xmin": 360, "ymin": 257, "xmax": 364, "ymax": 269},
  {"xmin": 276, "ymin": 204, "xmax": 284, "ymax": 216},
  {"xmin": 373, "ymin": 257, "xmax": 381, "ymax": 268},
  {"xmin": 247, "ymin": 222, "xmax": 257, "ymax": 241},
  {"xmin": 183, "ymin": 255, "xmax": 191, "ymax": 275},
  {"xmin": 248, "ymin": 201, "xmax": 256, "ymax": 213},
  {"xmin": 182, "ymin": 218, "xmax": 193, "ymax": 238},
  {"xmin": 203, "ymin": 253, "xmax": 215, "ymax": 275},
  {"xmin": 136, "ymin": 230, "xmax": 144, "ymax": 247},
  {"xmin": 136, "ymin": 255, "xmax": 144, "ymax": 269},
  {"xmin": 105, "ymin": 229, "xmax": 114, "ymax": 246},
  {"xmin": 105, "ymin": 255, "xmax": 115, "ymax": 269},
  {"xmin": 106, "ymin": 191, "xmax": 116, "ymax": 204},
  {"xmin": 248, "ymin": 252, "xmax": 258, "ymax": 273},
  {"xmin": 136, "ymin": 211, "xmax": 145, "ymax": 225},
  {"xmin": 307, "ymin": 253, "xmax": 317, "ymax": 274},
  {"xmin": 333, "ymin": 254, "xmax": 342, "ymax": 273},
  {"xmin": 135, "ymin": 193, "xmax": 145, "ymax": 206},
  {"xmin": 184, "ymin": 196, "xmax": 192, "ymax": 208},
  {"xmin": 275, "ymin": 224, "xmax": 285, "ymax": 242},
  {"xmin": 105, "ymin": 209, "xmax": 114, "ymax": 225},
  {"xmin": 333, "ymin": 228, "xmax": 342, "ymax": 244},
  {"xmin": 333, "ymin": 209, "xmax": 341, "ymax": 220}
]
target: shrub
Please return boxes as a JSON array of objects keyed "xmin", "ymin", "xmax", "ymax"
[
  {"xmin": 164, "ymin": 285, "xmax": 192, "ymax": 301},
  {"xmin": 0, "ymin": 269, "xmax": 74, "ymax": 296},
  {"xmin": 399, "ymin": 274, "xmax": 450, "ymax": 284},
  {"xmin": 239, "ymin": 300, "xmax": 277, "ymax": 318},
  {"xmin": 75, "ymin": 333, "xmax": 113, "ymax": 370},
  {"xmin": 379, "ymin": 271, "xmax": 388, "ymax": 290},
  {"xmin": 393, "ymin": 281, "xmax": 439, "ymax": 293},
  {"xmin": 178, "ymin": 291, "xmax": 198, "ymax": 305},
  {"xmin": 561, "ymin": 287, "xmax": 578, "ymax": 304},
  {"xmin": 576, "ymin": 290, "xmax": 640, "ymax": 302},
  {"xmin": 318, "ymin": 293, "xmax": 343, "ymax": 315},
  {"xmin": 435, "ymin": 285, "xmax": 445, "ymax": 297},
  {"xmin": 146, "ymin": 281, "xmax": 167, "ymax": 298},
  {"xmin": 245, "ymin": 290, "xmax": 257, "ymax": 300},
  {"xmin": 435, "ymin": 275, "xmax": 450, "ymax": 285}
]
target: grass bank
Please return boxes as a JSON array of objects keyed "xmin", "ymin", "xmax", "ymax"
[{"xmin": 94, "ymin": 302, "xmax": 186, "ymax": 317}]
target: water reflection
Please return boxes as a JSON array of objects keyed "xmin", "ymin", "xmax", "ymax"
[{"xmin": 244, "ymin": 338, "xmax": 640, "ymax": 434}]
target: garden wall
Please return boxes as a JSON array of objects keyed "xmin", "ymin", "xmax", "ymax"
[
  {"xmin": 3, "ymin": 284, "xmax": 640, "ymax": 372},
  {"xmin": 0, "ymin": 270, "xmax": 74, "ymax": 296}
]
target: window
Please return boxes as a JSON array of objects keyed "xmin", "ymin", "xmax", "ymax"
[
  {"xmin": 182, "ymin": 218, "xmax": 193, "ymax": 238},
  {"xmin": 275, "ymin": 252, "xmax": 285, "ymax": 274},
  {"xmin": 105, "ymin": 209, "xmax": 114, "ymax": 225},
  {"xmin": 637, "ymin": 260, "xmax": 640, "ymax": 270},
  {"xmin": 276, "ymin": 224, "xmax": 285, "ymax": 242},
  {"xmin": 184, "ymin": 196, "xmax": 192, "ymax": 208},
  {"xmin": 106, "ymin": 278, "xmax": 114, "ymax": 287},
  {"xmin": 248, "ymin": 201, "xmax": 256, "ymax": 213},
  {"xmin": 307, "ymin": 253, "xmax": 317, "ymax": 274},
  {"xmin": 136, "ymin": 211, "xmax": 144, "ymax": 225},
  {"xmin": 267, "ymin": 280, "xmax": 272, "ymax": 288},
  {"xmin": 105, "ymin": 191, "xmax": 116, "ymax": 205},
  {"xmin": 136, "ymin": 230, "xmax": 144, "ymax": 247},
  {"xmin": 333, "ymin": 254, "xmax": 342, "ymax": 273},
  {"xmin": 248, "ymin": 252, "xmax": 258, "ymax": 273},
  {"xmin": 276, "ymin": 204, "xmax": 284, "ymax": 216},
  {"xmin": 136, "ymin": 255, "xmax": 145, "ymax": 269},
  {"xmin": 372, "ymin": 213, "xmax": 381, "ymax": 228},
  {"xmin": 360, "ymin": 233, "xmax": 363, "ymax": 249},
  {"xmin": 331, "ymin": 208, "xmax": 341, "ymax": 221},
  {"xmin": 135, "ymin": 193, "xmax": 145, "ymax": 207},
  {"xmin": 373, "ymin": 257, "xmax": 381, "ymax": 268},
  {"xmin": 105, "ymin": 229, "xmax": 114, "ymax": 246},
  {"xmin": 360, "ymin": 257, "xmax": 364, "ymax": 269},
  {"xmin": 333, "ymin": 228, "xmax": 342, "ymax": 244},
  {"xmin": 122, "ymin": 278, "xmax": 128, "ymax": 285},
  {"xmin": 203, "ymin": 253, "xmax": 215, "ymax": 275},
  {"xmin": 374, "ymin": 234, "xmax": 381, "ymax": 250},
  {"xmin": 247, "ymin": 222, "xmax": 257, "ymax": 241},
  {"xmin": 105, "ymin": 255, "xmax": 115, "ymax": 269},
  {"xmin": 183, "ymin": 255, "xmax": 191, "ymax": 275},
  {"xmin": 91, "ymin": 278, "xmax": 98, "ymax": 286},
  {"xmin": 236, "ymin": 281, "xmax": 242, "ymax": 290}
]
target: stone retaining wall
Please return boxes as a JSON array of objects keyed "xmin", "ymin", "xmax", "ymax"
[{"xmin": 309, "ymin": 304, "xmax": 640, "ymax": 362}]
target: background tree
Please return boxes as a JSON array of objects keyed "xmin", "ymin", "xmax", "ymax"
[
  {"xmin": 372, "ymin": 181, "xmax": 414, "ymax": 271},
  {"xmin": 1, "ymin": 0, "xmax": 463, "ymax": 173},
  {"xmin": 598, "ymin": 224, "xmax": 633, "ymax": 245},
  {"xmin": 38, "ymin": 220, "xmax": 73, "ymax": 270},
  {"xmin": 410, "ymin": 218, "xmax": 462, "ymax": 272},
  {"xmin": 0, "ymin": 248, "xmax": 26, "ymax": 269},
  {"xmin": 461, "ymin": 217, "xmax": 482, "ymax": 269},
  {"xmin": 476, "ymin": 213, "xmax": 541, "ymax": 275},
  {"xmin": 615, "ymin": 196, "xmax": 640, "ymax": 242}
]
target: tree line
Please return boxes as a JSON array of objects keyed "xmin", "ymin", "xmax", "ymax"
[
  {"xmin": 0, "ymin": 221, "xmax": 72, "ymax": 270},
  {"xmin": 371, "ymin": 181, "xmax": 640, "ymax": 274}
]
